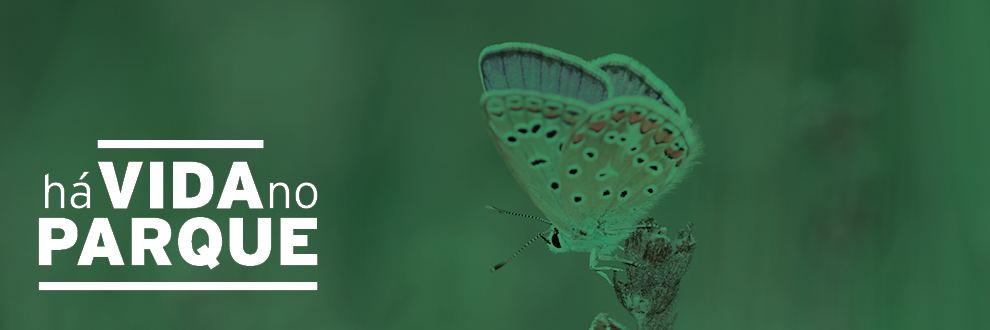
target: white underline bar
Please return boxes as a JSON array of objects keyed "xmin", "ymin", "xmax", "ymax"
[
  {"xmin": 39, "ymin": 282, "xmax": 316, "ymax": 291},
  {"xmin": 98, "ymin": 140, "xmax": 264, "ymax": 149}
]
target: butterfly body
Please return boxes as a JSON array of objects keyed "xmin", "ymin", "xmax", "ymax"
[{"xmin": 478, "ymin": 43, "xmax": 700, "ymax": 280}]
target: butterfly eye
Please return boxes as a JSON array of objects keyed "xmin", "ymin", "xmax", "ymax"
[{"xmin": 550, "ymin": 229, "xmax": 562, "ymax": 249}]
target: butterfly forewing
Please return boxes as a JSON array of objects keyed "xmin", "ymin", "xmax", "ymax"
[
  {"xmin": 559, "ymin": 96, "xmax": 700, "ymax": 231},
  {"xmin": 479, "ymin": 43, "xmax": 617, "ymax": 233},
  {"xmin": 480, "ymin": 42, "xmax": 614, "ymax": 103}
]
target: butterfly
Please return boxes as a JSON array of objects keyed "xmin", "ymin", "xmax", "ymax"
[{"xmin": 478, "ymin": 42, "xmax": 701, "ymax": 284}]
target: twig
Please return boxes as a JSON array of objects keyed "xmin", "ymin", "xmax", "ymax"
[
  {"xmin": 589, "ymin": 312, "xmax": 628, "ymax": 330},
  {"xmin": 588, "ymin": 220, "xmax": 697, "ymax": 330}
]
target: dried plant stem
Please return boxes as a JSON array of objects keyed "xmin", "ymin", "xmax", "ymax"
[{"xmin": 588, "ymin": 220, "xmax": 697, "ymax": 330}]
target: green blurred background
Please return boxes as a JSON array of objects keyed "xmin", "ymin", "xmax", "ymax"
[{"xmin": 2, "ymin": 0, "xmax": 988, "ymax": 329}]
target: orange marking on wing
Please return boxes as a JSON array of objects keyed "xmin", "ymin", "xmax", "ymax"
[
  {"xmin": 572, "ymin": 134, "xmax": 585, "ymax": 144},
  {"xmin": 676, "ymin": 159, "xmax": 684, "ymax": 167},
  {"xmin": 589, "ymin": 121, "xmax": 606, "ymax": 132},
  {"xmin": 665, "ymin": 147, "xmax": 684, "ymax": 159},
  {"xmin": 653, "ymin": 129, "xmax": 673, "ymax": 144},
  {"xmin": 563, "ymin": 110, "xmax": 582, "ymax": 125},
  {"xmin": 640, "ymin": 120, "xmax": 660, "ymax": 134},
  {"xmin": 611, "ymin": 112, "xmax": 627, "ymax": 122},
  {"xmin": 544, "ymin": 110, "xmax": 560, "ymax": 118},
  {"xmin": 628, "ymin": 112, "xmax": 644, "ymax": 124}
]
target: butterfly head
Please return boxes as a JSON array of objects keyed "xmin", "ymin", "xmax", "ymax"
[
  {"xmin": 544, "ymin": 227, "xmax": 568, "ymax": 253},
  {"xmin": 544, "ymin": 224, "xmax": 628, "ymax": 254}
]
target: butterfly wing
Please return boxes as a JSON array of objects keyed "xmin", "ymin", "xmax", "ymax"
[
  {"xmin": 591, "ymin": 54, "xmax": 687, "ymax": 116},
  {"xmin": 559, "ymin": 95, "xmax": 701, "ymax": 232},
  {"xmin": 479, "ymin": 42, "xmax": 614, "ymax": 233},
  {"xmin": 480, "ymin": 42, "xmax": 613, "ymax": 103}
]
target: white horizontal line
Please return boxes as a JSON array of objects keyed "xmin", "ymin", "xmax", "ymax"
[
  {"xmin": 97, "ymin": 140, "xmax": 264, "ymax": 149},
  {"xmin": 38, "ymin": 282, "xmax": 316, "ymax": 291}
]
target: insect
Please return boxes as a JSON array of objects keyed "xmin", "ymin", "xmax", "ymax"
[{"xmin": 479, "ymin": 42, "xmax": 701, "ymax": 284}]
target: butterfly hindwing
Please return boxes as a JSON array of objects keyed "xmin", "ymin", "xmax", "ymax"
[
  {"xmin": 481, "ymin": 91, "xmax": 593, "ymax": 234},
  {"xmin": 559, "ymin": 96, "xmax": 701, "ymax": 231},
  {"xmin": 591, "ymin": 54, "xmax": 687, "ymax": 116}
]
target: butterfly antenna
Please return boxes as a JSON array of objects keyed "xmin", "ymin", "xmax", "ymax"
[
  {"xmin": 490, "ymin": 231, "xmax": 546, "ymax": 273},
  {"xmin": 485, "ymin": 205, "xmax": 552, "ymax": 225}
]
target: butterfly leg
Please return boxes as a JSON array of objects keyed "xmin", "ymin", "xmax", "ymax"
[
  {"xmin": 597, "ymin": 254, "xmax": 638, "ymax": 267},
  {"xmin": 604, "ymin": 223, "xmax": 664, "ymax": 234},
  {"xmin": 589, "ymin": 248, "xmax": 625, "ymax": 287}
]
